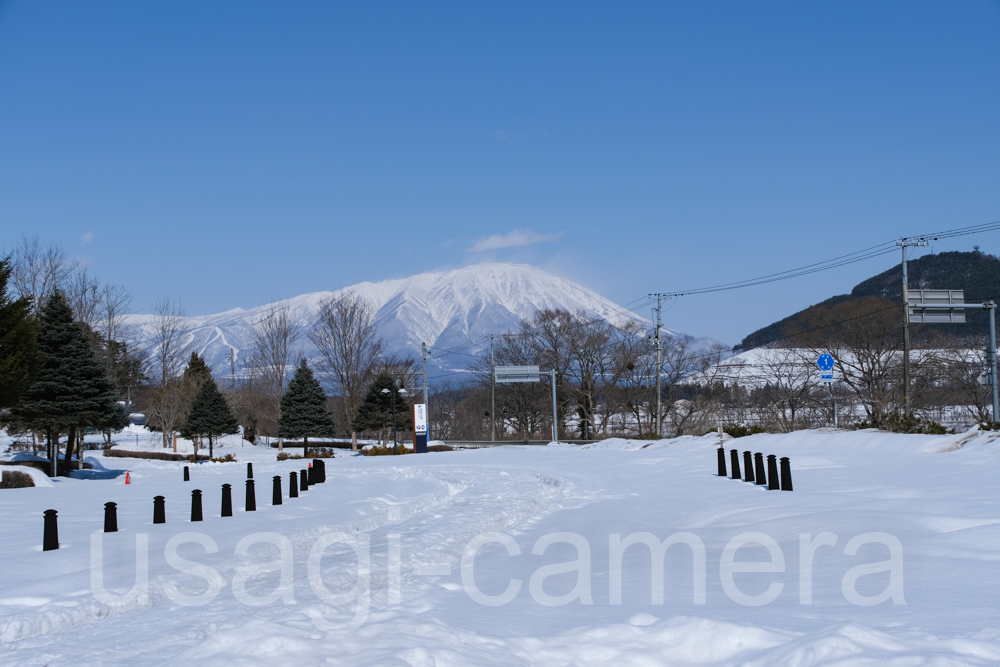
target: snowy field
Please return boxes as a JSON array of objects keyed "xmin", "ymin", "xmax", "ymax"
[{"xmin": 1, "ymin": 427, "xmax": 999, "ymax": 666}]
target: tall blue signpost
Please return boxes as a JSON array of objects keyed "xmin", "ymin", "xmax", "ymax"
[{"xmin": 817, "ymin": 354, "xmax": 836, "ymax": 428}]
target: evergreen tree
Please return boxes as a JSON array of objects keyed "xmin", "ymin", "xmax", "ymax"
[
  {"xmin": 183, "ymin": 352, "xmax": 213, "ymax": 399},
  {"xmin": 181, "ymin": 378, "xmax": 238, "ymax": 459},
  {"xmin": 352, "ymin": 371, "xmax": 412, "ymax": 443},
  {"xmin": 0, "ymin": 256, "xmax": 37, "ymax": 409},
  {"xmin": 99, "ymin": 402, "xmax": 130, "ymax": 442},
  {"xmin": 278, "ymin": 359, "xmax": 335, "ymax": 456},
  {"xmin": 181, "ymin": 351, "xmax": 214, "ymax": 450},
  {"xmin": 10, "ymin": 292, "xmax": 116, "ymax": 469}
]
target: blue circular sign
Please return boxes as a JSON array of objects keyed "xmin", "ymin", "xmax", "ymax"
[{"xmin": 817, "ymin": 354, "xmax": 835, "ymax": 371}]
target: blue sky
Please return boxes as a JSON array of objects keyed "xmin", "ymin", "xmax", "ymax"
[{"xmin": 1, "ymin": 1, "xmax": 998, "ymax": 344}]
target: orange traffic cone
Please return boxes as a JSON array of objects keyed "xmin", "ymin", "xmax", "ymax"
[{"xmin": 125, "ymin": 472, "xmax": 131, "ymax": 485}]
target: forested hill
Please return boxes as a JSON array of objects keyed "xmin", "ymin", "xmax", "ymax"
[{"xmin": 736, "ymin": 250, "xmax": 1000, "ymax": 350}]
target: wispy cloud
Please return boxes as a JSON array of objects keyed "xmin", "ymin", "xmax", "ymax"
[
  {"xmin": 469, "ymin": 228, "xmax": 563, "ymax": 253},
  {"xmin": 80, "ymin": 232, "xmax": 95, "ymax": 244}
]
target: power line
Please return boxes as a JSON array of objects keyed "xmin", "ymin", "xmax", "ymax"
[
  {"xmin": 662, "ymin": 245, "xmax": 899, "ymax": 297},
  {"xmin": 912, "ymin": 219, "xmax": 1000, "ymax": 242},
  {"xmin": 654, "ymin": 218, "xmax": 1000, "ymax": 299}
]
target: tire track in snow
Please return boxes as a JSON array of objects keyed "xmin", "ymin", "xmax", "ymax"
[{"xmin": 0, "ymin": 465, "xmax": 570, "ymax": 665}]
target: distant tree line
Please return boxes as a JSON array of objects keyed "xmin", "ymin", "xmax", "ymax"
[{"xmin": 5, "ymin": 235, "xmax": 994, "ymax": 459}]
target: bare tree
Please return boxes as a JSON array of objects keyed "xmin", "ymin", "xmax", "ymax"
[
  {"xmin": 613, "ymin": 322, "xmax": 657, "ymax": 435},
  {"xmin": 248, "ymin": 302, "xmax": 299, "ymax": 435},
  {"xmin": 228, "ymin": 370, "xmax": 269, "ymax": 444},
  {"xmin": 143, "ymin": 298, "xmax": 188, "ymax": 448},
  {"xmin": 10, "ymin": 235, "xmax": 72, "ymax": 315},
  {"xmin": 141, "ymin": 378, "xmax": 189, "ymax": 450},
  {"xmin": 566, "ymin": 317, "xmax": 615, "ymax": 439},
  {"xmin": 751, "ymin": 348, "xmax": 821, "ymax": 432},
  {"xmin": 65, "ymin": 267, "xmax": 102, "ymax": 329},
  {"xmin": 803, "ymin": 298, "xmax": 905, "ymax": 424},
  {"xmin": 521, "ymin": 309, "xmax": 576, "ymax": 437},
  {"xmin": 97, "ymin": 283, "xmax": 135, "ymax": 348},
  {"xmin": 146, "ymin": 298, "xmax": 187, "ymax": 383},
  {"xmin": 309, "ymin": 291, "xmax": 384, "ymax": 433},
  {"xmin": 930, "ymin": 341, "xmax": 991, "ymax": 424},
  {"xmin": 472, "ymin": 332, "xmax": 548, "ymax": 439}
]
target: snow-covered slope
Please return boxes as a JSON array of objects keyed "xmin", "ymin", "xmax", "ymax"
[{"xmin": 129, "ymin": 263, "xmax": 713, "ymax": 374}]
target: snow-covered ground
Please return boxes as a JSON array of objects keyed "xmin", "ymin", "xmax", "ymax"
[{"xmin": 1, "ymin": 426, "xmax": 999, "ymax": 665}]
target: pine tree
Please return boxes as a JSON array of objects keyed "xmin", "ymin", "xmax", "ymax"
[
  {"xmin": 352, "ymin": 371, "xmax": 412, "ymax": 443},
  {"xmin": 181, "ymin": 378, "xmax": 238, "ymax": 459},
  {"xmin": 182, "ymin": 351, "xmax": 214, "ymax": 451},
  {"xmin": 0, "ymin": 256, "xmax": 37, "ymax": 409},
  {"xmin": 278, "ymin": 359, "xmax": 335, "ymax": 456},
  {"xmin": 183, "ymin": 352, "xmax": 213, "ymax": 392},
  {"xmin": 10, "ymin": 292, "xmax": 116, "ymax": 469}
]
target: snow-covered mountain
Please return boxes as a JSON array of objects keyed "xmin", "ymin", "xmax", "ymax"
[{"xmin": 130, "ymin": 263, "xmax": 711, "ymax": 375}]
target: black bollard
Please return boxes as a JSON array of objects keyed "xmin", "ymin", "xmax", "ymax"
[
  {"xmin": 754, "ymin": 452, "xmax": 767, "ymax": 486},
  {"xmin": 300, "ymin": 469, "xmax": 309, "ymax": 492},
  {"xmin": 742, "ymin": 451, "xmax": 755, "ymax": 483},
  {"xmin": 43, "ymin": 509, "xmax": 59, "ymax": 551},
  {"xmin": 729, "ymin": 449, "xmax": 741, "ymax": 480},
  {"xmin": 289, "ymin": 472, "xmax": 299, "ymax": 498},
  {"xmin": 717, "ymin": 447, "xmax": 727, "ymax": 476},
  {"xmin": 767, "ymin": 455, "xmax": 780, "ymax": 490},
  {"xmin": 247, "ymin": 462, "xmax": 253, "ymax": 479},
  {"xmin": 183, "ymin": 465, "xmax": 190, "ymax": 482},
  {"xmin": 780, "ymin": 457, "xmax": 793, "ymax": 491},
  {"xmin": 191, "ymin": 489, "xmax": 203, "ymax": 521},
  {"xmin": 272, "ymin": 475, "xmax": 282, "ymax": 505},
  {"xmin": 104, "ymin": 502, "xmax": 118, "ymax": 533},
  {"xmin": 246, "ymin": 479, "xmax": 256, "ymax": 511},
  {"xmin": 315, "ymin": 459, "xmax": 326, "ymax": 483},
  {"xmin": 153, "ymin": 495, "xmax": 166, "ymax": 524},
  {"xmin": 221, "ymin": 483, "xmax": 233, "ymax": 516}
]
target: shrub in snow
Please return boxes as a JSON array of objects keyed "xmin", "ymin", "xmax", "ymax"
[
  {"xmin": 362, "ymin": 445, "xmax": 410, "ymax": 456},
  {"xmin": 105, "ymin": 449, "xmax": 209, "ymax": 462},
  {"xmin": 277, "ymin": 447, "xmax": 336, "ymax": 461},
  {"xmin": 724, "ymin": 424, "xmax": 767, "ymax": 438},
  {"xmin": 855, "ymin": 413, "xmax": 950, "ymax": 434},
  {"xmin": 0, "ymin": 469, "xmax": 35, "ymax": 488}
]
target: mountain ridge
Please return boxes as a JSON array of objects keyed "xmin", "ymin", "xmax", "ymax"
[
  {"xmin": 737, "ymin": 250, "xmax": 1000, "ymax": 349},
  {"xmin": 130, "ymin": 263, "xmax": 716, "ymax": 376}
]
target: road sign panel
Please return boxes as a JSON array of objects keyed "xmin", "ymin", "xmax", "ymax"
[
  {"xmin": 820, "ymin": 372, "xmax": 833, "ymax": 383},
  {"xmin": 908, "ymin": 289, "xmax": 966, "ymax": 324},
  {"xmin": 494, "ymin": 365, "xmax": 541, "ymax": 383},
  {"xmin": 817, "ymin": 354, "xmax": 834, "ymax": 371}
]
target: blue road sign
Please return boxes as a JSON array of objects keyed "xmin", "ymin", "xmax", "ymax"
[{"xmin": 817, "ymin": 354, "xmax": 834, "ymax": 371}]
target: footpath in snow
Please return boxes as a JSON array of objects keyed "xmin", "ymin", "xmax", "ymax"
[{"xmin": 1, "ymin": 427, "xmax": 999, "ymax": 666}]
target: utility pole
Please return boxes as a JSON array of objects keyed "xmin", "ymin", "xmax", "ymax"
[
  {"xmin": 828, "ymin": 384, "xmax": 838, "ymax": 429},
  {"xmin": 989, "ymin": 301, "xmax": 1000, "ymax": 422},
  {"xmin": 649, "ymin": 294, "xmax": 665, "ymax": 437},
  {"xmin": 229, "ymin": 348, "xmax": 236, "ymax": 391},
  {"xmin": 897, "ymin": 238, "xmax": 928, "ymax": 417},
  {"xmin": 550, "ymin": 369, "xmax": 558, "ymax": 443},
  {"xmin": 489, "ymin": 334, "xmax": 496, "ymax": 442},
  {"xmin": 421, "ymin": 342, "xmax": 430, "ymax": 439}
]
